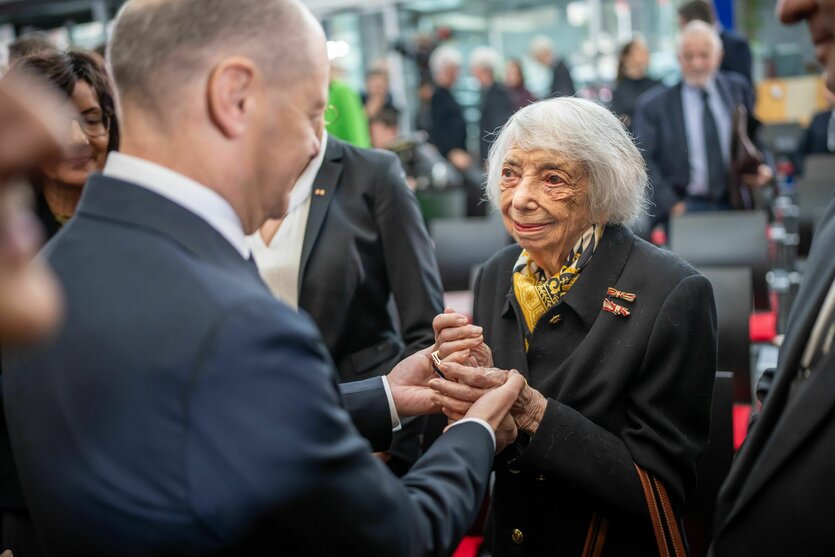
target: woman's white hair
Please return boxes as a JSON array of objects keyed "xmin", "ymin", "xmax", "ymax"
[
  {"xmin": 429, "ymin": 46, "xmax": 462, "ymax": 80},
  {"xmin": 485, "ymin": 97, "xmax": 649, "ymax": 226}
]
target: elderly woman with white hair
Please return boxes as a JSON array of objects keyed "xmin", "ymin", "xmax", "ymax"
[{"xmin": 430, "ymin": 97, "xmax": 717, "ymax": 556}]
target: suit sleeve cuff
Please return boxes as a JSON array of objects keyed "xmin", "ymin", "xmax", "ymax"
[
  {"xmin": 380, "ymin": 376, "xmax": 402, "ymax": 432},
  {"xmin": 450, "ymin": 418, "xmax": 495, "ymax": 451}
]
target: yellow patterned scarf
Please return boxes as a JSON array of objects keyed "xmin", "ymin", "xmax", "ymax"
[{"xmin": 512, "ymin": 225, "xmax": 604, "ymax": 347}]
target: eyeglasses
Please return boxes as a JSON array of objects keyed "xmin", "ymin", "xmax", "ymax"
[
  {"xmin": 65, "ymin": 110, "xmax": 111, "ymax": 138},
  {"xmin": 324, "ymin": 104, "xmax": 339, "ymax": 126}
]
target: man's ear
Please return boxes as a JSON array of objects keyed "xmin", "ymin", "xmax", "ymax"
[{"xmin": 207, "ymin": 57, "xmax": 257, "ymax": 139}]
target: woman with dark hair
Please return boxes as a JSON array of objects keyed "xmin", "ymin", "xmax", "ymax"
[
  {"xmin": 12, "ymin": 50, "xmax": 119, "ymax": 237},
  {"xmin": 611, "ymin": 38, "xmax": 659, "ymax": 132},
  {"xmin": 504, "ymin": 58, "xmax": 536, "ymax": 112}
]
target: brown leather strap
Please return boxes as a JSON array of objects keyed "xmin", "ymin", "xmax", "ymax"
[
  {"xmin": 635, "ymin": 464, "xmax": 670, "ymax": 557},
  {"xmin": 580, "ymin": 513, "xmax": 609, "ymax": 557},
  {"xmin": 635, "ymin": 464, "xmax": 688, "ymax": 557},
  {"xmin": 652, "ymin": 475, "xmax": 686, "ymax": 557}
]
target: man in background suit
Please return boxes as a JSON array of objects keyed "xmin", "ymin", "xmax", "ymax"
[
  {"xmin": 250, "ymin": 130, "xmax": 444, "ymax": 475},
  {"xmin": 710, "ymin": 0, "xmax": 835, "ymax": 552},
  {"xmin": 677, "ymin": 0, "xmax": 753, "ymax": 85},
  {"xmin": 633, "ymin": 21, "xmax": 770, "ymax": 225},
  {"xmin": 469, "ymin": 46, "xmax": 514, "ymax": 164},
  {"xmin": 530, "ymin": 36, "xmax": 576, "ymax": 98},
  {"xmin": 1, "ymin": 1, "xmax": 525, "ymax": 555}
]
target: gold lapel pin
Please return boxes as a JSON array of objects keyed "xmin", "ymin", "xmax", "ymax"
[
  {"xmin": 603, "ymin": 298, "xmax": 630, "ymax": 317},
  {"xmin": 314, "ymin": 188, "xmax": 326, "ymax": 197},
  {"xmin": 607, "ymin": 287, "xmax": 636, "ymax": 302}
]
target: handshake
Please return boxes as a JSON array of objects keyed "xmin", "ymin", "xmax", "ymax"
[{"xmin": 385, "ymin": 308, "xmax": 548, "ymax": 453}]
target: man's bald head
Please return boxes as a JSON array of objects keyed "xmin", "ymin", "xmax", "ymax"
[{"xmin": 108, "ymin": 0, "xmax": 324, "ymax": 117}]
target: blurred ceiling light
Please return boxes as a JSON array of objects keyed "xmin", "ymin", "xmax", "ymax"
[
  {"xmin": 327, "ymin": 40, "xmax": 351, "ymax": 60},
  {"xmin": 567, "ymin": 2, "xmax": 589, "ymax": 27}
]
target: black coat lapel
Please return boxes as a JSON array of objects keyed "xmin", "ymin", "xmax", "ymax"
[
  {"xmin": 298, "ymin": 137, "xmax": 344, "ymax": 293},
  {"xmin": 561, "ymin": 225, "xmax": 635, "ymax": 330}
]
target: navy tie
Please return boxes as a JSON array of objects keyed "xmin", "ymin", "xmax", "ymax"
[{"xmin": 702, "ymin": 89, "xmax": 726, "ymax": 200}]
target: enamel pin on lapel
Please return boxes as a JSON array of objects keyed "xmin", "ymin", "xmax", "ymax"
[
  {"xmin": 314, "ymin": 188, "xmax": 326, "ymax": 197},
  {"xmin": 603, "ymin": 287, "xmax": 636, "ymax": 317}
]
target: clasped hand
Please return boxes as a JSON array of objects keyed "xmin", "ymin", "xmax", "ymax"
[{"xmin": 429, "ymin": 308, "xmax": 548, "ymax": 439}]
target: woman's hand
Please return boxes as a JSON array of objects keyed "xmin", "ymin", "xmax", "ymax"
[
  {"xmin": 432, "ymin": 308, "xmax": 493, "ymax": 368},
  {"xmin": 511, "ymin": 382, "xmax": 548, "ymax": 435},
  {"xmin": 431, "ymin": 361, "xmax": 548, "ymax": 436}
]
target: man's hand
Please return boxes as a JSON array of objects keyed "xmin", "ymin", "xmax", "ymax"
[
  {"xmin": 432, "ymin": 362, "xmax": 548, "ymax": 435},
  {"xmin": 430, "ymin": 363, "xmax": 509, "ymax": 417},
  {"xmin": 442, "ymin": 370, "xmax": 526, "ymax": 453},
  {"xmin": 741, "ymin": 163, "xmax": 773, "ymax": 188},
  {"xmin": 432, "ymin": 308, "xmax": 493, "ymax": 368},
  {"xmin": 386, "ymin": 347, "xmax": 439, "ymax": 417}
]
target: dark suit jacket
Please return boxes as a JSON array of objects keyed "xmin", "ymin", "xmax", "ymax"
[
  {"xmin": 549, "ymin": 58, "xmax": 576, "ymax": 98},
  {"xmin": 720, "ymin": 30, "xmax": 753, "ymax": 85},
  {"xmin": 473, "ymin": 225, "xmax": 716, "ymax": 556},
  {"xmin": 710, "ymin": 196, "xmax": 835, "ymax": 557},
  {"xmin": 633, "ymin": 72, "xmax": 754, "ymax": 221},
  {"xmin": 297, "ymin": 137, "xmax": 444, "ymax": 466},
  {"xmin": 479, "ymin": 82, "xmax": 514, "ymax": 161},
  {"xmin": 300, "ymin": 137, "xmax": 443, "ymax": 380},
  {"xmin": 429, "ymin": 86, "xmax": 467, "ymax": 158},
  {"xmin": 1, "ymin": 174, "xmax": 495, "ymax": 556},
  {"xmin": 796, "ymin": 110, "xmax": 833, "ymax": 173}
]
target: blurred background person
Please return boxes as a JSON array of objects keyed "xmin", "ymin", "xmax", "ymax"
[
  {"xmin": 678, "ymin": 0, "xmax": 753, "ymax": 85},
  {"xmin": 610, "ymin": 37, "xmax": 660, "ymax": 132},
  {"xmin": 431, "ymin": 97, "xmax": 715, "ymax": 557},
  {"xmin": 1, "ymin": 49, "xmax": 118, "ymax": 557},
  {"xmin": 326, "ymin": 64, "xmax": 371, "ymax": 148},
  {"xmin": 6, "ymin": 34, "xmax": 54, "ymax": 67},
  {"xmin": 370, "ymin": 106, "xmax": 462, "ymax": 193},
  {"xmin": 428, "ymin": 46, "xmax": 468, "ymax": 169},
  {"xmin": 795, "ymin": 85, "xmax": 835, "ymax": 174},
  {"xmin": 414, "ymin": 79, "xmax": 434, "ymax": 134},
  {"xmin": 634, "ymin": 21, "xmax": 769, "ymax": 225},
  {"xmin": 504, "ymin": 58, "xmax": 537, "ymax": 113},
  {"xmin": 0, "ymin": 72, "xmax": 66, "ymax": 345},
  {"xmin": 469, "ymin": 46, "xmax": 513, "ymax": 164},
  {"xmin": 361, "ymin": 67, "xmax": 396, "ymax": 121},
  {"xmin": 15, "ymin": 51, "xmax": 119, "ymax": 236},
  {"xmin": 530, "ymin": 35, "xmax": 575, "ymax": 98}
]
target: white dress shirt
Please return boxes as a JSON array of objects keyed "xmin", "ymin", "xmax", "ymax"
[
  {"xmin": 681, "ymin": 78, "xmax": 732, "ymax": 197},
  {"xmin": 247, "ymin": 132, "xmax": 328, "ymax": 309}
]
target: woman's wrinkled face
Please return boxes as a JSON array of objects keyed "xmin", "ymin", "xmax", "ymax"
[
  {"xmin": 499, "ymin": 146, "xmax": 594, "ymax": 272},
  {"xmin": 40, "ymin": 81, "xmax": 109, "ymax": 188}
]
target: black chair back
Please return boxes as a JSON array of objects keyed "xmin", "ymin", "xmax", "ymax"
[
  {"xmin": 670, "ymin": 211, "xmax": 768, "ymax": 309},
  {"xmin": 430, "ymin": 217, "xmax": 511, "ymax": 291},
  {"xmin": 698, "ymin": 266, "xmax": 752, "ymax": 403},
  {"xmin": 684, "ymin": 371, "xmax": 735, "ymax": 557},
  {"xmin": 796, "ymin": 155, "xmax": 835, "ymax": 255}
]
